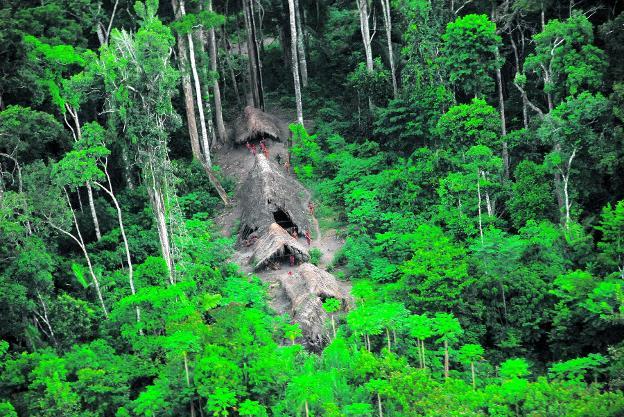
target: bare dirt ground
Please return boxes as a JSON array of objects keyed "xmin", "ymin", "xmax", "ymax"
[{"xmin": 212, "ymin": 138, "xmax": 348, "ymax": 316}]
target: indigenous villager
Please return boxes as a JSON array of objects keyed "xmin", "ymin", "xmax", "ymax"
[
  {"xmin": 290, "ymin": 254, "xmax": 295, "ymax": 267},
  {"xmin": 260, "ymin": 140, "xmax": 269, "ymax": 158},
  {"xmin": 304, "ymin": 230, "xmax": 311, "ymax": 246},
  {"xmin": 251, "ymin": 143, "xmax": 257, "ymax": 155},
  {"xmin": 308, "ymin": 202, "xmax": 315, "ymax": 216}
]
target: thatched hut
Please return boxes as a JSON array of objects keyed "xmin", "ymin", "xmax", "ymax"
[
  {"xmin": 276, "ymin": 263, "xmax": 352, "ymax": 351},
  {"xmin": 250, "ymin": 223, "xmax": 309, "ymax": 270},
  {"xmin": 238, "ymin": 153, "xmax": 310, "ymax": 241},
  {"xmin": 232, "ymin": 106, "xmax": 290, "ymax": 144}
]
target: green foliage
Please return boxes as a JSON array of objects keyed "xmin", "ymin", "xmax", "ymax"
[
  {"xmin": 309, "ymin": 248, "xmax": 322, "ymax": 266},
  {"xmin": 440, "ymin": 14, "xmax": 502, "ymax": 97}
]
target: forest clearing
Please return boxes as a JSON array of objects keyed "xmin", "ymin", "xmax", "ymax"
[{"xmin": 1, "ymin": 0, "xmax": 624, "ymax": 416}]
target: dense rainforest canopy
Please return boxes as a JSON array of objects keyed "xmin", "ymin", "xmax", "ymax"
[{"xmin": 1, "ymin": 0, "xmax": 624, "ymax": 416}]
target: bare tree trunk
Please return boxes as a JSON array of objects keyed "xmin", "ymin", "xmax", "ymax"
[
  {"xmin": 495, "ymin": 50, "xmax": 509, "ymax": 178},
  {"xmin": 249, "ymin": 0, "xmax": 265, "ymax": 109},
  {"xmin": 444, "ymin": 339, "xmax": 449, "ymax": 379},
  {"xmin": 377, "ymin": 393, "xmax": 383, "ymax": 417},
  {"xmin": 49, "ymin": 190, "xmax": 108, "ymax": 318},
  {"xmin": 356, "ymin": 0, "xmax": 374, "ymax": 110},
  {"xmin": 207, "ymin": 0, "xmax": 227, "ymax": 144},
  {"xmin": 288, "ymin": 0, "xmax": 304, "ymax": 125},
  {"xmin": 180, "ymin": 0, "xmax": 212, "ymax": 167},
  {"xmin": 183, "ymin": 352, "xmax": 196, "ymax": 417},
  {"xmin": 224, "ymin": 32, "xmax": 241, "ymax": 107},
  {"xmin": 85, "ymin": 182, "xmax": 102, "ymax": 241},
  {"xmin": 65, "ymin": 105, "xmax": 102, "ymax": 241},
  {"xmin": 561, "ymin": 148, "xmax": 576, "ymax": 230},
  {"xmin": 471, "ymin": 361, "xmax": 476, "ymax": 389},
  {"xmin": 172, "ymin": 0, "xmax": 203, "ymax": 161},
  {"xmin": 94, "ymin": 164, "xmax": 140, "ymax": 325},
  {"xmin": 356, "ymin": 0, "xmax": 374, "ymax": 72},
  {"xmin": 147, "ymin": 162, "xmax": 175, "ymax": 284},
  {"xmin": 492, "ymin": 6, "xmax": 508, "ymax": 178},
  {"xmin": 477, "ymin": 169, "xmax": 484, "ymax": 244},
  {"xmin": 294, "ymin": 0, "xmax": 308, "ymax": 87},
  {"xmin": 380, "ymin": 0, "xmax": 398, "ymax": 98}
]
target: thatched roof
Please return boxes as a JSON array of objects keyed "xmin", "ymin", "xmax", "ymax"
[
  {"xmin": 250, "ymin": 223, "xmax": 310, "ymax": 270},
  {"xmin": 238, "ymin": 153, "xmax": 310, "ymax": 241},
  {"xmin": 232, "ymin": 106, "xmax": 290, "ymax": 144},
  {"xmin": 277, "ymin": 263, "xmax": 352, "ymax": 351}
]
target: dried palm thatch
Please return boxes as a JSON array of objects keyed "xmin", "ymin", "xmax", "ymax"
[
  {"xmin": 276, "ymin": 263, "xmax": 352, "ymax": 351},
  {"xmin": 250, "ymin": 223, "xmax": 310, "ymax": 270},
  {"xmin": 238, "ymin": 153, "xmax": 310, "ymax": 241},
  {"xmin": 233, "ymin": 106, "xmax": 290, "ymax": 144}
]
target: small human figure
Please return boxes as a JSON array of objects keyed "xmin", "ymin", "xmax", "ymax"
[
  {"xmin": 304, "ymin": 229, "xmax": 311, "ymax": 246},
  {"xmin": 251, "ymin": 143, "xmax": 257, "ymax": 155},
  {"xmin": 284, "ymin": 159, "xmax": 290, "ymax": 172},
  {"xmin": 246, "ymin": 142, "xmax": 252, "ymax": 154},
  {"xmin": 260, "ymin": 140, "xmax": 269, "ymax": 158},
  {"xmin": 276, "ymin": 153, "xmax": 283, "ymax": 165},
  {"xmin": 308, "ymin": 201, "xmax": 315, "ymax": 216},
  {"xmin": 289, "ymin": 254, "xmax": 295, "ymax": 267},
  {"xmin": 291, "ymin": 229, "xmax": 298, "ymax": 240}
]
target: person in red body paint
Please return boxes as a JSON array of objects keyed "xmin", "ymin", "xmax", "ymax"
[
  {"xmin": 304, "ymin": 229, "xmax": 311, "ymax": 246},
  {"xmin": 246, "ymin": 142, "xmax": 252, "ymax": 154},
  {"xmin": 260, "ymin": 140, "xmax": 269, "ymax": 158},
  {"xmin": 289, "ymin": 254, "xmax": 295, "ymax": 267},
  {"xmin": 308, "ymin": 201, "xmax": 315, "ymax": 216},
  {"xmin": 251, "ymin": 143, "xmax": 257, "ymax": 155}
]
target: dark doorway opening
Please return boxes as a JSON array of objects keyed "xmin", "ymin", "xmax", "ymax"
[{"xmin": 273, "ymin": 208, "xmax": 297, "ymax": 233}]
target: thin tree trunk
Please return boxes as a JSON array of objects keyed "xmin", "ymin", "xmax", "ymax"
[
  {"xmin": 377, "ymin": 393, "xmax": 383, "ymax": 417},
  {"xmin": 224, "ymin": 34, "xmax": 241, "ymax": 107},
  {"xmin": 172, "ymin": 0, "xmax": 203, "ymax": 160},
  {"xmin": 444, "ymin": 339, "xmax": 449, "ymax": 379},
  {"xmin": 147, "ymin": 162, "xmax": 175, "ymax": 284},
  {"xmin": 495, "ymin": 51, "xmax": 509, "ymax": 178},
  {"xmin": 356, "ymin": 0, "xmax": 374, "ymax": 71},
  {"xmin": 421, "ymin": 339, "xmax": 426, "ymax": 368},
  {"xmin": 386, "ymin": 327, "xmax": 391, "ymax": 351},
  {"xmin": 287, "ymin": 0, "xmax": 304, "ymax": 125},
  {"xmin": 183, "ymin": 352, "xmax": 196, "ymax": 417},
  {"xmin": 380, "ymin": 0, "xmax": 398, "ymax": 98},
  {"xmin": 85, "ymin": 182, "xmax": 102, "ymax": 241},
  {"xmin": 477, "ymin": 169, "xmax": 484, "ymax": 244},
  {"xmin": 94, "ymin": 164, "xmax": 140, "ymax": 325},
  {"xmin": 356, "ymin": 0, "xmax": 374, "ymax": 111},
  {"xmin": 207, "ymin": 0, "xmax": 227, "ymax": 143},
  {"xmin": 331, "ymin": 314, "xmax": 336, "ymax": 338},
  {"xmin": 35, "ymin": 291, "xmax": 58, "ymax": 347},
  {"xmin": 249, "ymin": 0, "xmax": 265, "ymax": 109},
  {"xmin": 180, "ymin": 0, "xmax": 211, "ymax": 167},
  {"xmin": 471, "ymin": 361, "xmax": 476, "ymax": 389},
  {"xmin": 492, "ymin": 5, "xmax": 508, "ymax": 178},
  {"xmin": 65, "ymin": 106, "xmax": 102, "ymax": 241},
  {"xmin": 304, "ymin": 399, "xmax": 309, "ymax": 417},
  {"xmin": 294, "ymin": 0, "xmax": 308, "ymax": 87},
  {"xmin": 49, "ymin": 190, "xmax": 108, "ymax": 318}
]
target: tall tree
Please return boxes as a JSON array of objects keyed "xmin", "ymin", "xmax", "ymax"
[
  {"xmin": 171, "ymin": 0, "xmax": 203, "ymax": 161},
  {"xmin": 287, "ymin": 0, "xmax": 304, "ymax": 125},
  {"xmin": 294, "ymin": 0, "xmax": 308, "ymax": 87},
  {"xmin": 379, "ymin": 0, "xmax": 397, "ymax": 98},
  {"xmin": 206, "ymin": 0, "xmax": 227, "ymax": 143}
]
